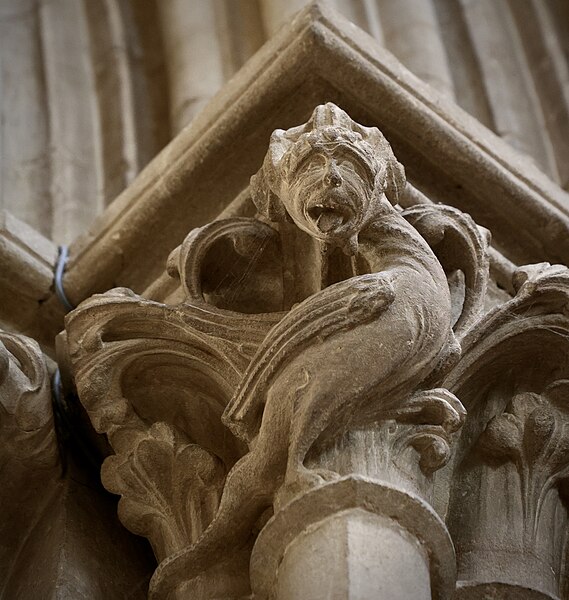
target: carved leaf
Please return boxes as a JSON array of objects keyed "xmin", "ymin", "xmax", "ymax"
[
  {"xmin": 102, "ymin": 422, "xmax": 225, "ymax": 561},
  {"xmin": 477, "ymin": 386, "xmax": 569, "ymax": 532},
  {"xmin": 478, "ymin": 413, "xmax": 522, "ymax": 464},
  {"xmin": 65, "ymin": 289, "xmax": 281, "ymax": 463},
  {"xmin": 0, "ymin": 332, "xmax": 57, "ymax": 470},
  {"xmin": 523, "ymin": 406, "xmax": 555, "ymax": 463},
  {"xmin": 391, "ymin": 388, "xmax": 466, "ymax": 473}
]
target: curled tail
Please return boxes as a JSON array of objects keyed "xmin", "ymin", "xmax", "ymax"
[{"xmin": 149, "ymin": 450, "xmax": 276, "ymax": 599}]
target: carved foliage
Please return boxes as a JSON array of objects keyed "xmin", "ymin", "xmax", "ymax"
[
  {"xmin": 444, "ymin": 262, "xmax": 569, "ymax": 595},
  {"xmin": 0, "ymin": 331, "xmax": 57, "ymax": 470},
  {"xmin": 0, "ymin": 331, "xmax": 60, "ymax": 598},
  {"xmin": 478, "ymin": 382, "xmax": 569, "ymax": 535},
  {"xmin": 144, "ymin": 105, "xmax": 474, "ymax": 599},
  {"xmin": 66, "ymin": 104, "xmax": 481, "ymax": 600},
  {"xmin": 102, "ymin": 422, "xmax": 225, "ymax": 561},
  {"xmin": 391, "ymin": 388, "xmax": 466, "ymax": 474}
]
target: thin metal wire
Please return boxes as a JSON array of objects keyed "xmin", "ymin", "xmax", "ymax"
[
  {"xmin": 52, "ymin": 246, "xmax": 102, "ymax": 474},
  {"xmin": 54, "ymin": 245, "xmax": 75, "ymax": 312}
]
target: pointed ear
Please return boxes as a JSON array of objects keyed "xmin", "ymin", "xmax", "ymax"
[
  {"xmin": 385, "ymin": 156, "xmax": 406, "ymax": 205},
  {"xmin": 250, "ymin": 130, "xmax": 290, "ymax": 222},
  {"xmin": 250, "ymin": 165, "xmax": 287, "ymax": 222}
]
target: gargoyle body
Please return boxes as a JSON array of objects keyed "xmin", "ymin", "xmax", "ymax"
[{"xmin": 149, "ymin": 104, "xmax": 463, "ymax": 598}]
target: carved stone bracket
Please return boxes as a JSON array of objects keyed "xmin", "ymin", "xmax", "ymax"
[{"xmin": 65, "ymin": 103, "xmax": 541, "ymax": 600}]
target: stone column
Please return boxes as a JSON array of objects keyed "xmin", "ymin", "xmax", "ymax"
[{"xmin": 251, "ymin": 424, "xmax": 459, "ymax": 600}]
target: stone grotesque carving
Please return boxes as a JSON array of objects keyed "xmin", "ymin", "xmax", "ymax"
[
  {"xmin": 249, "ymin": 103, "xmax": 406, "ymax": 254},
  {"xmin": 66, "ymin": 104, "xmax": 510, "ymax": 599},
  {"xmin": 151, "ymin": 104, "xmax": 470, "ymax": 597}
]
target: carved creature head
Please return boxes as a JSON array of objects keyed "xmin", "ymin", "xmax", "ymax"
[{"xmin": 251, "ymin": 103, "xmax": 405, "ymax": 253}]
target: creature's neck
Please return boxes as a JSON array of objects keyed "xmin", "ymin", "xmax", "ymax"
[{"xmin": 275, "ymin": 205, "xmax": 440, "ymax": 309}]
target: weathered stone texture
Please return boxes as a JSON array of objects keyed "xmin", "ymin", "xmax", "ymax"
[
  {"xmin": 62, "ymin": 103, "xmax": 569, "ymax": 599},
  {"xmin": 2, "ymin": 2, "xmax": 569, "ymax": 599},
  {"xmin": 1, "ymin": 0, "xmax": 568, "ymax": 243}
]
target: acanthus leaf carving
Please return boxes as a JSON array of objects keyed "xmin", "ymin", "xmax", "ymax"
[
  {"xmin": 443, "ymin": 258, "xmax": 569, "ymax": 598},
  {"xmin": 102, "ymin": 421, "xmax": 226, "ymax": 561},
  {"xmin": 478, "ymin": 382, "xmax": 569, "ymax": 537}
]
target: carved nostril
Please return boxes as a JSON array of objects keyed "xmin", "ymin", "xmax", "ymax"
[
  {"xmin": 328, "ymin": 174, "xmax": 342, "ymax": 187},
  {"xmin": 326, "ymin": 163, "xmax": 342, "ymax": 187}
]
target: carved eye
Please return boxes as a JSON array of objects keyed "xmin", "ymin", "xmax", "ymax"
[
  {"xmin": 296, "ymin": 153, "xmax": 326, "ymax": 175},
  {"xmin": 340, "ymin": 159, "xmax": 368, "ymax": 182}
]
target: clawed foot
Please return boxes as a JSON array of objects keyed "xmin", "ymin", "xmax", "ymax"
[{"xmin": 275, "ymin": 466, "xmax": 339, "ymax": 510}]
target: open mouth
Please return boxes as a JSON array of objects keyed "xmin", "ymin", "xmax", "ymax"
[{"xmin": 307, "ymin": 204, "xmax": 352, "ymax": 233}]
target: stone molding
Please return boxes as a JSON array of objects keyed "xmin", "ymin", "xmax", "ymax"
[
  {"xmin": 2, "ymin": 2, "xmax": 567, "ymax": 598},
  {"xmin": 54, "ymin": 2, "xmax": 568, "ymax": 312},
  {"xmin": 0, "ymin": 212, "xmax": 61, "ymax": 352},
  {"xmin": 4, "ymin": 3, "xmax": 567, "ymax": 357}
]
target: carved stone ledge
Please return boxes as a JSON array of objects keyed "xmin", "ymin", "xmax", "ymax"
[
  {"xmin": 0, "ymin": 212, "xmax": 61, "ymax": 353},
  {"xmin": 54, "ymin": 0, "xmax": 569, "ymax": 318}
]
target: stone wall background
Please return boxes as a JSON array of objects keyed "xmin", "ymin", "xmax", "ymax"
[{"xmin": 1, "ymin": 0, "xmax": 568, "ymax": 243}]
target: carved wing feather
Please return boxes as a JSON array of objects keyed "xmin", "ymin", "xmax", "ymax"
[{"xmin": 223, "ymin": 272, "xmax": 395, "ymax": 442}]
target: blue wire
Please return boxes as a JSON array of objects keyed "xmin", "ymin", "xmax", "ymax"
[
  {"xmin": 52, "ymin": 248, "xmax": 103, "ymax": 474},
  {"xmin": 55, "ymin": 245, "xmax": 75, "ymax": 312}
]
